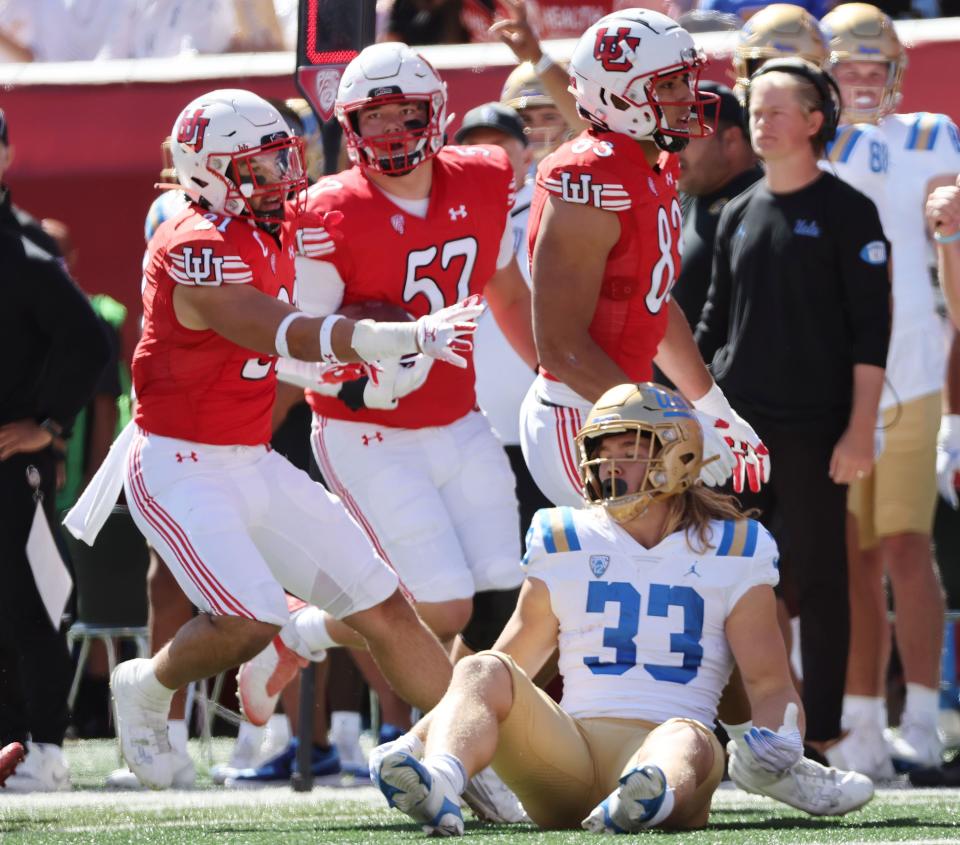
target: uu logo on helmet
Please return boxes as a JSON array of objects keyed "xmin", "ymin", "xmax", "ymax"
[
  {"xmin": 176, "ymin": 109, "xmax": 210, "ymax": 152},
  {"xmin": 593, "ymin": 27, "xmax": 642, "ymax": 72}
]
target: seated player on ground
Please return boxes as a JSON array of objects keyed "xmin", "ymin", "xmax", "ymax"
[{"xmin": 369, "ymin": 383, "xmax": 874, "ymax": 835}]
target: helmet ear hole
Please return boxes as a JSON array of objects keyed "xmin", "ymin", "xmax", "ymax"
[{"xmin": 610, "ymin": 94, "xmax": 631, "ymax": 112}]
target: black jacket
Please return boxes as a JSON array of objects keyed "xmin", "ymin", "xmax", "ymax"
[{"xmin": 0, "ymin": 187, "xmax": 111, "ymax": 432}]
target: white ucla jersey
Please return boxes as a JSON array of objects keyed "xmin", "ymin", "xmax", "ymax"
[
  {"xmin": 522, "ymin": 506, "xmax": 779, "ymax": 727},
  {"xmin": 829, "ymin": 113, "xmax": 960, "ymax": 408}
]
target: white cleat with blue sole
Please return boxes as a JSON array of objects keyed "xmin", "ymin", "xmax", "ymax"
[
  {"xmin": 377, "ymin": 750, "xmax": 464, "ymax": 837},
  {"xmin": 581, "ymin": 764, "xmax": 668, "ymax": 834}
]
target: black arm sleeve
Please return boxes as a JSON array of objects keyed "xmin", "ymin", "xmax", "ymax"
[
  {"xmin": 837, "ymin": 197, "xmax": 891, "ymax": 368},
  {"xmin": 695, "ymin": 208, "xmax": 734, "ymax": 369},
  {"xmin": 27, "ymin": 248, "xmax": 112, "ymax": 428}
]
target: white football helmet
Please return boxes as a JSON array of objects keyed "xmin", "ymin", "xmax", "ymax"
[
  {"xmin": 170, "ymin": 89, "xmax": 306, "ymax": 228},
  {"xmin": 336, "ymin": 42, "xmax": 449, "ymax": 175},
  {"xmin": 568, "ymin": 9, "xmax": 718, "ymax": 153}
]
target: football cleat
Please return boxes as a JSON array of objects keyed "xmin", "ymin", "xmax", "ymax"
[
  {"xmin": 462, "ymin": 766, "xmax": 529, "ymax": 824},
  {"xmin": 2, "ymin": 742, "xmax": 69, "ymax": 793},
  {"xmin": 105, "ymin": 749, "xmax": 196, "ymax": 790},
  {"xmin": 111, "ymin": 659, "xmax": 176, "ymax": 790},
  {"xmin": 237, "ymin": 635, "xmax": 308, "ymax": 727},
  {"xmin": 581, "ymin": 764, "xmax": 667, "ymax": 834},
  {"xmin": 376, "ymin": 750, "xmax": 464, "ymax": 836},
  {"xmin": 885, "ymin": 718, "xmax": 944, "ymax": 772},
  {"xmin": 825, "ymin": 723, "xmax": 895, "ymax": 782},
  {"xmin": 0, "ymin": 742, "xmax": 25, "ymax": 788},
  {"xmin": 728, "ymin": 741, "xmax": 874, "ymax": 816},
  {"xmin": 224, "ymin": 739, "xmax": 340, "ymax": 787}
]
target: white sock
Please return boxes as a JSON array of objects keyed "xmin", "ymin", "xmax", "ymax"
[
  {"xmin": 719, "ymin": 719, "xmax": 752, "ymax": 749},
  {"xmin": 265, "ymin": 714, "xmax": 291, "ymax": 749},
  {"xmin": 281, "ymin": 606, "xmax": 336, "ymax": 661},
  {"xmin": 168, "ymin": 719, "xmax": 188, "ymax": 754},
  {"xmin": 641, "ymin": 785, "xmax": 676, "ymax": 829},
  {"xmin": 904, "ymin": 683, "xmax": 940, "ymax": 725},
  {"xmin": 392, "ymin": 732, "xmax": 424, "ymax": 758},
  {"xmin": 236, "ymin": 720, "xmax": 264, "ymax": 749},
  {"xmin": 331, "ymin": 711, "xmax": 362, "ymax": 745},
  {"xmin": 426, "ymin": 753, "xmax": 467, "ymax": 796},
  {"xmin": 135, "ymin": 660, "xmax": 175, "ymax": 710},
  {"xmin": 842, "ymin": 695, "xmax": 885, "ymax": 730}
]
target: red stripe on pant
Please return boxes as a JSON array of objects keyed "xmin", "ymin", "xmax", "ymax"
[
  {"xmin": 128, "ymin": 437, "xmax": 255, "ymax": 619},
  {"xmin": 312, "ymin": 419, "xmax": 415, "ymax": 604}
]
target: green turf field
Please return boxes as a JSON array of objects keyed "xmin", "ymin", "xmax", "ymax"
[{"xmin": 0, "ymin": 739, "xmax": 958, "ymax": 844}]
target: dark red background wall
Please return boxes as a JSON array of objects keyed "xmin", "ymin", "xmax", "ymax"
[{"xmin": 3, "ymin": 38, "xmax": 958, "ymax": 356}]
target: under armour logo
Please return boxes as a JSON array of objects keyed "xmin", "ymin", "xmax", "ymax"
[
  {"xmin": 391, "ymin": 214, "xmax": 405, "ymax": 234},
  {"xmin": 683, "ymin": 562, "xmax": 701, "ymax": 578},
  {"xmin": 175, "ymin": 452, "xmax": 199, "ymax": 463},
  {"xmin": 361, "ymin": 432, "xmax": 384, "ymax": 446},
  {"xmin": 448, "ymin": 205, "xmax": 468, "ymax": 221},
  {"xmin": 665, "ymin": 172, "xmax": 675, "ymax": 187}
]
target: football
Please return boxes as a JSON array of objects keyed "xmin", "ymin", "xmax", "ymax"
[{"xmin": 337, "ymin": 300, "xmax": 414, "ymax": 322}]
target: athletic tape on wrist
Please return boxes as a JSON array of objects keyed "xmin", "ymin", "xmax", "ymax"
[
  {"xmin": 274, "ymin": 312, "xmax": 307, "ymax": 359},
  {"xmin": 319, "ymin": 314, "xmax": 345, "ymax": 364}
]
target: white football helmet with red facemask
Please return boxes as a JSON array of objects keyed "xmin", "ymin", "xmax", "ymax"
[
  {"xmin": 170, "ymin": 89, "xmax": 307, "ymax": 229},
  {"xmin": 568, "ymin": 9, "xmax": 718, "ymax": 153},
  {"xmin": 336, "ymin": 42, "xmax": 449, "ymax": 176}
]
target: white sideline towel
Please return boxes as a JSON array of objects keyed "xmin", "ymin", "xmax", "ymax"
[
  {"xmin": 27, "ymin": 500, "xmax": 73, "ymax": 630},
  {"xmin": 62, "ymin": 420, "xmax": 135, "ymax": 545}
]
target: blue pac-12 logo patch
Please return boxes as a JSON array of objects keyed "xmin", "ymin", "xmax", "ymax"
[
  {"xmin": 589, "ymin": 555, "xmax": 610, "ymax": 578},
  {"xmin": 859, "ymin": 240, "xmax": 888, "ymax": 265}
]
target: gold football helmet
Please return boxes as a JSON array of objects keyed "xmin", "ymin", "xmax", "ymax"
[
  {"xmin": 576, "ymin": 383, "xmax": 708, "ymax": 524},
  {"xmin": 500, "ymin": 61, "xmax": 571, "ymax": 161},
  {"xmin": 733, "ymin": 4, "xmax": 828, "ymax": 92},
  {"xmin": 821, "ymin": 3, "xmax": 905, "ymax": 123}
]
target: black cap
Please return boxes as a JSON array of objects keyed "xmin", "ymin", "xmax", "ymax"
[
  {"xmin": 455, "ymin": 102, "xmax": 528, "ymax": 147},
  {"xmin": 698, "ymin": 81, "xmax": 744, "ymax": 128},
  {"xmin": 0, "ymin": 109, "xmax": 7, "ymax": 146}
]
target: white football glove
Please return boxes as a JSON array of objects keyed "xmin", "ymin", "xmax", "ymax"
[
  {"xmin": 937, "ymin": 414, "xmax": 960, "ymax": 509},
  {"xmin": 691, "ymin": 384, "xmax": 771, "ymax": 494},
  {"xmin": 354, "ymin": 353, "xmax": 434, "ymax": 410},
  {"xmin": 414, "ymin": 294, "xmax": 485, "ymax": 368},
  {"xmin": 742, "ymin": 702, "xmax": 804, "ymax": 774},
  {"xmin": 350, "ymin": 295, "xmax": 485, "ymax": 368},
  {"xmin": 694, "ymin": 411, "xmax": 737, "ymax": 488}
]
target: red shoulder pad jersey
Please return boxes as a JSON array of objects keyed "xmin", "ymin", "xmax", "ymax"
[
  {"xmin": 303, "ymin": 145, "xmax": 515, "ymax": 429},
  {"xmin": 133, "ymin": 203, "xmax": 311, "ymax": 446},
  {"xmin": 528, "ymin": 130, "xmax": 682, "ymax": 384}
]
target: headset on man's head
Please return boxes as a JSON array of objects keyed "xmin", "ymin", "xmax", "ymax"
[{"xmin": 746, "ymin": 57, "xmax": 842, "ymax": 146}]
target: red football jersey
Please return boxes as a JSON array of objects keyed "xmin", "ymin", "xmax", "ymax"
[
  {"xmin": 303, "ymin": 145, "xmax": 514, "ymax": 429},
  {"xmin": 133, "ymin": 203, "xmax": 301, "ymax": 446},
  {"xmin": 528, "ymin": 129, "xmax": 682, "ymax": 384}
]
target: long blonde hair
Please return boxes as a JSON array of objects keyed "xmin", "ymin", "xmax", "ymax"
[{"xmin": 661, "ymin": 486, "xmax": 759, "ymax": 555}]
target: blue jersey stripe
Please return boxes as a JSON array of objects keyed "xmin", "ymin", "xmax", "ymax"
[
  {"xmin": 743, "ymin": 520, "xmax": 759, "ymax": 558},
  {"xmin": 838, "ymin": 126, "xmax": 862, "ymax": 163},
  {"xmin": 928, "ymin": 115, "xmax": 942, "ymax": 150},
  {"xmin": 907, "ymin": 113, "xmax": 924, "ymax": 149},
  {"xmin": 539, "ymin": 510, "xmax": 557, "ymax": 554},
  {"xmin": 560, "ymin": 507, "xmax": 581, "ymax": 552},
  {"xmin": 717, "ymin": 520, "xmax": 734, "ymax": 556}
]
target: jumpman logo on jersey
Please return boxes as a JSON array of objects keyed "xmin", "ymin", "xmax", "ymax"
[
  {"xmin": 361, "ymin": 432, "xmax": 384, "ymax": 446},
  {"xmin": 448, "ymin": 205, "xmax": 468, "ymax": 221},
  {"xmin": 683, "ymin": 562, "xmax": 701, "ymax": 578},
  {"xmin": 175, "ymin": 452, "xmax": 199, "ymax": 463}
]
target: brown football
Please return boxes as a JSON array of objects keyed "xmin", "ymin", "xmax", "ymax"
[{"xmin": 338, "ymin": 301, "xmax": 414, "ymax": 322}]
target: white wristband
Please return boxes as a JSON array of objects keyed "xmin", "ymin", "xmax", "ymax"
[
  {"xmin": 690, "ymin": 382, "xmax": 734, "ymax": 420},
  {"xmin": 274, "ymin": 312, "xmax": 307, "ymax": 359},
  {"xmin": 534, "ymin": 52, "xmax": 554, "ymax": 75},
  {"xmin": 350, "ymin": 319, "xmax": 419, "ymax": 363},
  {"xmin": 319, "ymin": 314, "xmax": 345, "ymax": 364}
]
